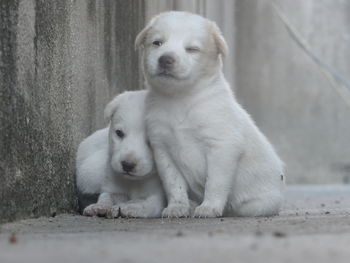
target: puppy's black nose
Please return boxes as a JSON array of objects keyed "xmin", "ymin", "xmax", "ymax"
[
  {"xmin": 158, "ymin": 55, "xmax": 175, "ymax": 69},
  {"xmin": 121, "ymin": 161, "xmax": 136, "ymax": 172}
]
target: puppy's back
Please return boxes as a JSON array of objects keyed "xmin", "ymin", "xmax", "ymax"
[
  {"xmin": 76, "ymin": 128, "xmax": 109, "ymax": 194},
  {"xmin": 76, "ymin": 128, "xmax": 109, "ymax": 165}
]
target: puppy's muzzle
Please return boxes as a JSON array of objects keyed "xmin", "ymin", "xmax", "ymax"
[{"xmin": 158, "ymin": 54, "xmax": 175, "ymax": 70}]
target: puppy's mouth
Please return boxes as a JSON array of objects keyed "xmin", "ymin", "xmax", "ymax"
[
  {"xmin": 156, "ymin": 70, "xmax": 178, "ymax": 79},
  {"xmin": 121, "ymin": 172, "xmax": 149, "ymax": 181}
]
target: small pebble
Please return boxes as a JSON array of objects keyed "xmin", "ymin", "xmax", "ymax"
[
  {"xmin": 176, "ymin": 231, "xmax": 184, "ymax": 237},
  {"xmin": 325, "ymin": 211, "xmax": 330, "ymax": 215},
  {"xmin": 273, "ymin": 231, "xmax": 286, "ymax": 238},
  {"xmin": 9, "ymin": 234, "xmax": 17, "ymax": 244}
]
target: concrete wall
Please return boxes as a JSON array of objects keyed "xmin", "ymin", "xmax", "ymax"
[
  {"xmin": 235, "ymin": 0, "xmax": 350, "ymax": 184},
  {"xmin": 1, "ymin": 0, "xmax": 350, "ymax": 223},
  {"xmin": 0, "ymin": 0, "xmax": 145, "ymax": 223}
]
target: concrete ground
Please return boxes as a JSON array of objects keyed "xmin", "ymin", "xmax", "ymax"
[{"xmin": 1, "ymin": 185, "xmax": 350, "ymax": 263}]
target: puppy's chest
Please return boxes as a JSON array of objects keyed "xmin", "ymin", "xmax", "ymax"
[
  {"xmin": 147, "ymin": 110, "xmax": 205, "ymax": 148},
  {"xmin": 148, "ymin": 109, "xmax": 208, "ymax": 175},
  {"xmin": 147, "ymin": 104, "xmax": 212, "ymax": 199}
]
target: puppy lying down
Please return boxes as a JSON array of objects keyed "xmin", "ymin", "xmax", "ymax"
[{"xmin": 76, "ymin": 90, "xmax": 166, "ymax": 218}]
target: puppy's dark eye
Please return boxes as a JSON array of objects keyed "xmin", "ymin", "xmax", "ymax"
[
  {"xmin": 115, "ymin": 129, "xmax": 125, "ymax": 138},
  {"xmin": 152, "ymin": 40, "xmax": 162, "ymax": 46},
  {"xmin": 186, "ymin": 46, "xmax": 200, "ymax": 53}
]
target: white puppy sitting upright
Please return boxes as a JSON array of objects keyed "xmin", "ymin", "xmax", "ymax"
[
  {"xmin": 136, "ymin": 11, "xmax": 285, "ymax": 218},
  {"xmin": 76, "ymin": 90, "xmax": 165, "ymax": 218}
]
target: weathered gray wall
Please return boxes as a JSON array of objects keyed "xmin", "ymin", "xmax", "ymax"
[
  {"xmin": 235, "ymin": 0, "xmax": 350, "ymax": 184},
  {"xmin": 0, "ymin": 0, "xmax": 145, "ymax": 223},
  {"xmin": 1, "ymin": 0, "xmax": 350, "ymax": 223}
]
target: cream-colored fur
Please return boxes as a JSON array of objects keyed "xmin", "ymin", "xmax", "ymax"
[
  {"xmin": 76, "ymin": 90, "xmax": 165, "ymax": 218},
  {"xmin": 136, "ymin": 11, "xmax": 285, "ymax": 218}
]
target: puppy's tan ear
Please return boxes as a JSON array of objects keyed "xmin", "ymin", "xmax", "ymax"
[
  {"xmin": 135, "ymin": 15, "xmax": 159, "ymax": 50},
  {"xmin": 104, "ymin": 96, "xmax": 120, "ymax": 122},
  {"xmin": 210, "ymin": 22, "xmax": 228, "ymax": 57},
  {"xmin": 135, "ymin": 25, "xmax": 150, "ymax": 50}
]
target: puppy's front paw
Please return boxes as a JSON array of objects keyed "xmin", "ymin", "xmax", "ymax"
[
  {"xmin": 120, "ymin": 203, "xmax": 147, "ymax": 218},
  {"xmin": 194, "ymin": 204, "xmax": 222, "ymax": 218},
  {"xmin": 162, "ymin": 204, "xmax": 190, "ymax": 218},
  {"xmin": 106, "ymin": 205, "xmax": 120, "ymax": 218},
  {"xmin": 83, "ymin": 203, "xmax": 111, "ymax": 217}
]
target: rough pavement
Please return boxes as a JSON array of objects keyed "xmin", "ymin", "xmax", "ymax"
[{"xmin": 1, "ymin": 185, "xmax": 350, "ymax": 263}]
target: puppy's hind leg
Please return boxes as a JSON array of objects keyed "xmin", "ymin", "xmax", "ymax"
[
  {"xmin": 194, "ymin": 144, "xmax": 240, "ymax": 218},
  {"xmin": 233, "ymin": 192, "xmax": 284, "ymax": 217}
]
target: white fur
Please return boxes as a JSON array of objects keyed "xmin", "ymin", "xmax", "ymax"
[
  {"xmin": 136, "ymin": 11, "xmax": 285, "ymax": 218},
  {"xmin": 76, "ymin": 90, "xmax": 166, "ymax": 218},
  {"xmin": 76, "ymin": 128, "xmax": 109, "ymax": 194}
]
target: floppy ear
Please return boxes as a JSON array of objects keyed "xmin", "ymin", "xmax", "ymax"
[
  {"xmin": 135, "ymin": 25, "xmax": 151, "ymax": 50},
  {"xmin": 210, "ymin": 22, "xmax": 228, "ymax": 57},
  {"xmin": 104, "ymin": 96, "xmax": 120, "ymax": 122},
  {"xmin": 135, "ymin": 15, "xmax": 159, "ymax": 50}
]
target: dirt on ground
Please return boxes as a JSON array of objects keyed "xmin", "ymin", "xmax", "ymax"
[{"xmin": 1, "ymin": 186, "xmax": 350, "ymax": 263}]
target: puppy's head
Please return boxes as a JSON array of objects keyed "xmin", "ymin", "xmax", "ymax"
[
  {"xmin": 104, "ymin": 90, "xmax": 154, "ymax": 180},
  {"xmin": 135, "ymin": 11, "xmax": 228, "ymax": 94}
]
